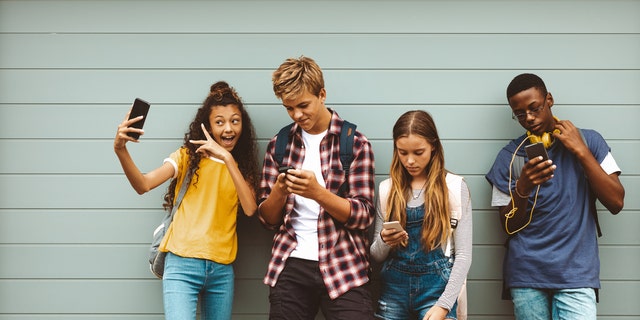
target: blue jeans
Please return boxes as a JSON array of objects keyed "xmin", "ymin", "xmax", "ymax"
[
  {"xmin": 511, "ymin": 287, "xmax": 597, "ymax": 320},
  {"xmin": 163, "ymin": 252, "xmax": 234, "ymax": 320}
]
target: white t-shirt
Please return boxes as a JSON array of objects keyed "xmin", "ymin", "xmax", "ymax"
[{"xmin": 290, "ymin": 129, "xmax": 327, "ymax": 261}]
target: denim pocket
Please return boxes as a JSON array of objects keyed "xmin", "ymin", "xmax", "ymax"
[
  {"xmin": 374, "ymin": 300, "xmax": 388, "ymax": 319},
  {"xmin": 434, "ymin": 257, "xmax": 454, "ymax": 282}
]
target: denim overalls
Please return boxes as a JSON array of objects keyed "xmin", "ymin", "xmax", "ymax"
[{"xmin": 375, "ymin": 204, "xmax": 457, "ymax": 320}]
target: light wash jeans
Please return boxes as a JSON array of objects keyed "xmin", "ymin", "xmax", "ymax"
[
  {"xmin": 511, "ymin": 287, "xmax": 597, "ymax": 320},
  {"xmin": 163, "ymin": 252, "xmax": 234, "ymax": 320}
]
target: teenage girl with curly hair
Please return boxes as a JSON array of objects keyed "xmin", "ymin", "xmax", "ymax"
[{"xmin": 114, "ymin": 81, "xmax": 259, "ymax": 320}]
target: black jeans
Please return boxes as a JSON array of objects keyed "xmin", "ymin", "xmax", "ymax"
[{"xmin": 269, "ymin": 257, "xmax": 374, "ymax": 320}]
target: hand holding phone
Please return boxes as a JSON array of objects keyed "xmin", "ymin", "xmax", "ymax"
[
  {"xmin": 278, "ymin": 166, "xmax": 294, "ymax": 175},
  {"xmin": 524, "ymin": 142, "xmax": 549, "ymax": 161},
  {"xmin": 382, "ymin": 221, "xmax": 404, "ymax": 233},
  {"xmin": 127, "ymin": 98, "xmax": 150, "ymax": 139}
]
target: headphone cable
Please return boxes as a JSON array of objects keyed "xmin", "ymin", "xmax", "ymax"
[{"xmin": 505, "ymin": 135, "xmax": 542, "ymax": 235}]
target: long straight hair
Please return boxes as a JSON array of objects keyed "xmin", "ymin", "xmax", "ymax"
[{"xmin": 386, "ymin": 110, "xmax": 450, "ymax": 250}]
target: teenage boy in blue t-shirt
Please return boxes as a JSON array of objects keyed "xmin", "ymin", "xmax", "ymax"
[{"xmin": 485, "ymin": 73, "xmax": 625, "ymax": 320}]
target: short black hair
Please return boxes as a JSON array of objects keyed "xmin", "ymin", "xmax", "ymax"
[{"xmin": 506, "ymin": 73, "xmax": 548, "ymax": 100}]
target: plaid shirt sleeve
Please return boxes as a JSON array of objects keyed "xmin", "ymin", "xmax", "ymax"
[
  {"xmin": 259, "ymin": 111, "xmax": 376, "ymax": 300},
  {"xmin": 318, "ymin": 119, "xmax": 375, "ymax": 299},
  {"xmin": 258, "ymin": 126, "xmax": 301, "ymax": 289},
  {"xmin": 340, "ymin": 129, "xmax": 376, "ymax": 230},
  {"xmin": 257, "ymin": 135, "xmax": 281, "ymax": 221}
]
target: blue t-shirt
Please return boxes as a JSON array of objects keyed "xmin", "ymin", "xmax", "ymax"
[{"xmin": 485, "ymin": 129, "xmax": 610, "ymax": 290}]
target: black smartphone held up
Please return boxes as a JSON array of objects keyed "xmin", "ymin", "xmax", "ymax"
[
  {"xmin": 127, "ymin": 98, "xmax": 151, "ymax": 139},
  {"xmin": 278, "ymin": 166, "xmax": 294, "ymax": 175},
  {"xmin": 525, "ymin": 142, "xmax": 549, "ymax": 161}
]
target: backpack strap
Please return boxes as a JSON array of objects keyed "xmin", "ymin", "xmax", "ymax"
[
  {"xmin": 443, "ymin": 172, "xmax": 463, "ymax": 257},
  {"xmin": 337, "ymin": 120, "xmax": 357, "ymax": 196},
  {"xmin": 273, "ymin": 121, "xmax": 357, "ymax": 197},
  {"xmin": 170, "ymin": 169, "xmax": 193, "ymax": 219},
  {"xmin": 578, "ymin": 129, "xmax": 603, "ymax": 238},
  {"xmin": 273, "ymin": 123, "xmax": 295, "ymax": 167},
  {"xmin": 378, "ymin": 178, "xmax": 392, "ymax": 216}
]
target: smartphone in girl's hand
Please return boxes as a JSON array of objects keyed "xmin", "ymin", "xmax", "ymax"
[
  {"xmin": 383, "ymin": 221, "xmax": 404, "ymax": 232},
  {"xmin": 127, "ymin": 98, "xmax": 150, "ymax": 139}
]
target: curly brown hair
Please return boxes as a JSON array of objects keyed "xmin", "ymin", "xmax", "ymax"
[{"xmin": 162, "ymin": 81, "xmax": 259, "ymax": 212}]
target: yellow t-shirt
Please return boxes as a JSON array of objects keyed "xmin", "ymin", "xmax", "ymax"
[{"xmin": 159, "ymin": 148, "xmax": 239, "ymax": 264}]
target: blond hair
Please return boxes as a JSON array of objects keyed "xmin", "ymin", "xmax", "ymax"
[
  {"xmin": 272, "ymin": 56, "xmax": 324, "ymax": 100},
  {"xmin": 387, "ymin": 110, "xmax": 451, "ymax": 250}
]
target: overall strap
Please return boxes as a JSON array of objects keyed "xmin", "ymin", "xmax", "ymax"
[{"xmin": 380, "ymin": 174, "xmax": 462, "ymax": 257}]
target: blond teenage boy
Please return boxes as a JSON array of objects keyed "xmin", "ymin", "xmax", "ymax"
[{"xmin": 258, "ymin": 56, "xmax": 376, "ymax": 319}]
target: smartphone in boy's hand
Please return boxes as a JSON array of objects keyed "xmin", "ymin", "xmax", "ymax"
[
  {"xmin": 278, "ymin": 166, "xmax": 294, "ymax": 175},
  {"xmin": 524, "ymin": 142, "xmax": 549, "ymax": 161},
  {"xmin": 127, "ymin": 98, "xmax": 150, "ymax": 139}
]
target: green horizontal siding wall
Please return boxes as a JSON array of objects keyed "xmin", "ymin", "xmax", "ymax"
[{"xmin": 1, "ymin": 0, "xmax": 638, "ymax": 319}]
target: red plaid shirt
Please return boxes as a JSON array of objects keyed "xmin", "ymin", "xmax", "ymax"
[{"xmin": 258, "ymin": 110, "xmax": 375, "ymax": 299}]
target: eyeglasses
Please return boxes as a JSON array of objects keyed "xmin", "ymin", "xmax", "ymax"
[{"xmin": 512, "ymin": 101, "xmax": 546, "ymax": 121}]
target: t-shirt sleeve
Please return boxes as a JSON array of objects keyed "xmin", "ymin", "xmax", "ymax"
[
  {"xmin": 163, "ymin": 149, "xmax": 183, "ymax": 179},
  {"xmin": 601, "ymin": 152, "xmax": 621, "ymax": 175}
]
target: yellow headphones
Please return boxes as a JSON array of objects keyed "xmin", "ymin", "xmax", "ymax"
[{"xmin": 526, "ymin": 117, "xmax": 561, "ymax": 148}]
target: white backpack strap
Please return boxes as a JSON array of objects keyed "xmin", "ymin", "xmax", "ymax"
[
  {"xmin": 443, "ymin": 173, "xmax": 463, "ymax": 257},
  {"xmin": 378, "ymin": 178, "xmax": 392, "ymax": 217}
]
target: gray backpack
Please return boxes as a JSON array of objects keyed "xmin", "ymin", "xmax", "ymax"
[{"xmin": 149, "ymin": 170, "xmax": 192, "ymax": 278}]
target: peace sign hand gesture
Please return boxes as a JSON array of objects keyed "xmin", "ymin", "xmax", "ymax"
[{"xmin": 189, "ymin": 123, "xmax": 232, "ymax": 163}]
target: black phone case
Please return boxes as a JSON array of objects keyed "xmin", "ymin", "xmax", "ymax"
[
  {"xmin": 525, "ymin": 142, "xmax": 549, "ymax": 161},
  {"xmin": 127, "ymin": 98, "xmax": 150, "ymax": 139},
  {"xmin": 278, "ymin": 166, "xmax": 294, "ymax": 174}
]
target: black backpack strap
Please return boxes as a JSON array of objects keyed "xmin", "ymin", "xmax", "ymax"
[
  {"xmin": 578, "ymin": 129, "xmax": 603, "ymax": 238},
  {"xmin": 337, "ymin": 120, "xmax": 357, "ymax": 196},
  {"xmin": 274, "ymin": 121, "xmax": 356, "ymax": 197},
  {"xmin": 273, "ymin": 123, "xmax": 295, "ymax": 167},
  {"xmin": 594, "ymin": 209, "xmax": 602, "ymax": 237},
  {"xmin": 339, "ymin": 120, "xmax": 357, "ymax": 171}
]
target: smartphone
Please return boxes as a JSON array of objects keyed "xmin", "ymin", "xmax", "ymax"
[
  {"xmin": 525, "ymin": 142, "xmax": 549, "ymax": 161},
  {"xmin": 127, "ymin": 98, "xmax": 151, "ymax": 139},
  {"xmin": 278, "ymin": 166, "xmax": 294, "ymax": 175},
  {"xmin": 382, "ymin": 221, "xmax": 404, "ymax": 232}
]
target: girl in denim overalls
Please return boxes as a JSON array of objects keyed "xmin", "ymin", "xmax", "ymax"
[{"xmin": 370, "ymin": 110, "xmax": 473, "ymax": 320}]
